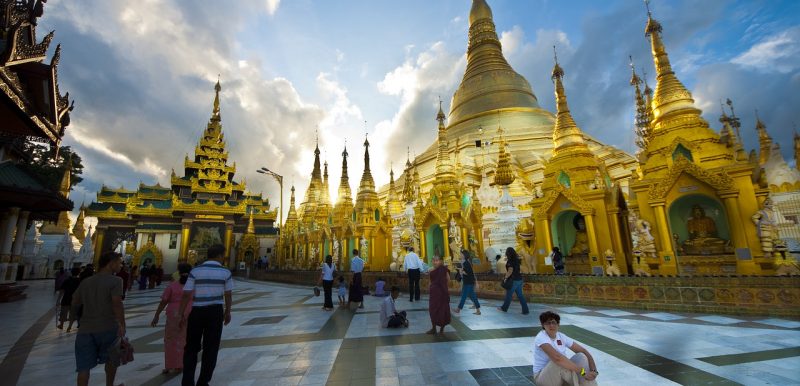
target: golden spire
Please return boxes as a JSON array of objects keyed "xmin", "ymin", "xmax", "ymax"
[
  {"xmin": 322, "ymin": 159, "xmax": 330, "ymax": 205},
  {"xmin": 493, "ymin": 126, "xmax": 515, "ymax": 186},
  {"xmin": 247, "ymin": 209, "xmax": 255, "ymax": 234},
  {"xmin": 358, "ymin": 134, "xmax": 375, "ymax": 192},
  {"xmin": 644, "ymin": 5, "xmax": 699, "ymax": 124},
  {"xmin": 755, "ymin": 111, "xmax": 773, "ymax": 166},
  {"xmin": 401, "ymin": 151, "xmax": 415, "ymax": 203},
  {"xmin": 337, "ymin": 143, "xmax": 352, "ymax": 204},
  {"xmin": 435, "ymin": 100, "xmax": 456, "ymax": 184},
  {"xmin": 450, "ymin": 0, "xmax": 539, "ymax": 124},
  {"xmin": 355, "ymin": 133, "xmax": 379, "ymax": 213},
  {"xmin": 630, "ymin": 56, "xmax": 651, "ymax": 153},
  {"xmin": 718, "ymin": 99, "xmax": 746, "ymax": 161},
  {"xmin": 285, "ymin": 185, "xmax": 298, "ymax": 230},
  {"xmin": 71, "ymin": 203, "xmax": 86, "ymax": 241},
  {"xmin": 212, "ymin": 76, "xmax": 221, "ymax": 121},
  {"xmin": 551, "ymin": 47, "xmax": 589, "ymax": 156}
]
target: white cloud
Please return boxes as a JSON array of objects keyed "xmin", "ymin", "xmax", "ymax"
[
  {"xmin": 732, "ymin": 26, "xmax": 800, "ymax": 74},
  {"xmin": 376, "ymin": 42, "xmax": 466, "ymax": 164},
  {"xmin": 265, "ymin": 0, "xmax": 280, "ymax": 16}
]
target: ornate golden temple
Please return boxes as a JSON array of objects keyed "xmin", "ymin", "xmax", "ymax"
[
  {"xmin": 279, "ymin": 0, "xmax": 800, "ymax": 276},
  {"xmin": 86, "ymin": 82, "xmax": 278, "ymax": 273}
]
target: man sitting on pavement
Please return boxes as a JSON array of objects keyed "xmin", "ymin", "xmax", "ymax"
[{"xmin": 380, "ymin": 286, "xmax": 408, "ymax": 328}]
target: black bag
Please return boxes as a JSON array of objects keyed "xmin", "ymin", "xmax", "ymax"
[
  {"xmin": 313, "ymin": 287, "xmax": 321, "ymax": 296},
  {"xmin": 455, "ymin": 271, "xmax": 462, "ymax": 282},
  {"xmin": 501, "ymin": 277, "xmax": 513, "ymax": 290}
]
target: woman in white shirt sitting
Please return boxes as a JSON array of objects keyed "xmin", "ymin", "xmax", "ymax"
[{"xmin": 533, "ymin": 311, "xmax": 599, "ymax": 386}]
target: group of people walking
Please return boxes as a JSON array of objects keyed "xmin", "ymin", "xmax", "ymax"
[{"xmin": 65, "ymin": 245, "xmax": 233, "ymax": 386}]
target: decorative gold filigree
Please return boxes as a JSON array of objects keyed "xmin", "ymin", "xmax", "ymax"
[{"xmin": 647, "ymin": 156, "xmax": 734, "ymax": 200}]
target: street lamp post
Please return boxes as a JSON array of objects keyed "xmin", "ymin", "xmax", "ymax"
[{"xmin": 257, "ymin": 167, "xmax": 283, "ymax": 267}]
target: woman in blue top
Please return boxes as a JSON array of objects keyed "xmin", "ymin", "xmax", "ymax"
[{"xmin": 319, "ymin": 255, "xmax": 335, "ymax": 311}]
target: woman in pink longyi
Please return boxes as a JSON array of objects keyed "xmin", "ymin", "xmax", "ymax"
[{"xmin": 151, "ymin": 263, "xmax": 193, "ymax": 374}]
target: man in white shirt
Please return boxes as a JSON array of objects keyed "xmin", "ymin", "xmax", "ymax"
[
  {"xmin": 347, "ymin": 249, "xmax": 365, "ymax": 309},
  {"xmin": 403, "ymin": 247, "xmax": 422, "ymax": 302},
  {"xmin": 379, "ymin": 286, "xmax": 408, "ymax": 328}
]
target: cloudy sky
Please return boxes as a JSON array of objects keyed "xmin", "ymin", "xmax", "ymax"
[{"xmin": 39, "ymin": 0, "xmax": 800, "ymax": 226}]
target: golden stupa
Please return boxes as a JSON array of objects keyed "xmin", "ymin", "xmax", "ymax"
[{"xmin": 384, "ymin": 0, "xmax": 636, "ymax": 204}]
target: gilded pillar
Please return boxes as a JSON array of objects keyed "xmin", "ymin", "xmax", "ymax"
[
  {"xmin": 607, "ymin": 210, "xmax": 628, "ymax": 274},
  {"xmin": 540, "ymin": 217, "xmax": 553, "ymax": 254},
  {"xmin": 179, "ymin": 222, "xmax": 191, "ymax": 261},
  {"xmin": 651, "ymin": 201, "xmax": 676, "ymax": 275},
  {"xmin": 224, "ymin": 223, "xmax": 233, "ymax": 266},
  {"xmin": 720, "ymin": 192, "xmax": 759, "ymax": 274},
  {"xmin": 583, "ymin": 213, "xmax": 602, "ymax": 272}
]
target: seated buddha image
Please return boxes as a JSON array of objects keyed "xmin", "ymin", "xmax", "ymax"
[
  {"xmin": 570, "ymin": 215, "xmax": 589, "ymax": 256},
  {"xmin": 682, "ymin": 205, "xmax": 727, "ymax": 254}
]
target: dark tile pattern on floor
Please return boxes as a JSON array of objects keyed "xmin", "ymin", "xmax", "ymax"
[
  {"xmin": 697, "ymin": 346, "xmax": 800, "ymax": 366},
  {"xmin": 469, "ymin": 366, "xmax": 535, "ymax": 385},
  {"xmin": 560, "ymin": 325, "xmax": 743, "ymax": 386},
  {"xmin": 242, "ymin": 315, "xmax": 287, "ymax": 325}
]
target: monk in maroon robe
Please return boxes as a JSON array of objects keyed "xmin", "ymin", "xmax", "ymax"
[{"xmin": 427, "ymin": 255, "xmax": 451, "ymax": 335}]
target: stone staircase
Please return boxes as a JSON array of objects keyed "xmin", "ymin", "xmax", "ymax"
[{"xmin": 0, "ymin": 283, "xmax": 28, "ymax": 303}]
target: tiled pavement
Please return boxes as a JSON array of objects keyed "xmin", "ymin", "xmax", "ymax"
[{"xmin": 1, "ymin": 278, "xmax": 799, "ymax": 385}]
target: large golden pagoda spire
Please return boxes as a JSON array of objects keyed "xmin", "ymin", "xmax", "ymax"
[
  {"xmin": 212, "ymin": 78, "xmax": 221, "ymax": 121},
  {"xmin": 644, "ymin": 8, "xmax": 701, "ymax": 125},
  {"xmin": 493, "ymin": 126, "xmax": 515, "ymax": 186},
  {"xmin": 322, "ymin": 159, "xmax": 331, "ymax": 205},
  {"xmin": 551, "ymin": 49, "xmax": 589, "ymax": 156},
  {"xmin": 449, "ymin": 0, "xmax": 540, "ymax": 125}
]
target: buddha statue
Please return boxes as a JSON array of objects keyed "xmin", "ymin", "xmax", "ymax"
[
  {"xmin": 682, "ymin": 205, "xmax": 727, "ymax": 254},
  {"xmin": 570, "ymin": 215, "xmax": 589, "ymax": 255}
]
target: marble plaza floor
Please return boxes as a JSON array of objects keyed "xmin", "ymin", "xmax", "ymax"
[{"xmin": 1, "ymin": 279, "xmax": 799, "ymax": 386}]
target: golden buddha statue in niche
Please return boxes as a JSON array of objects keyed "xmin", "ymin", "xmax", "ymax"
[
  {"xmin": 570, "ymin": 215, "xmax": 589, "ymax": 256},
  {"xmin": 682, "ymin": 205, "xmax": 728, "ymax": 255}
]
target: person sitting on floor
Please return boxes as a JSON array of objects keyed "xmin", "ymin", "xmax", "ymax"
[
  {"xmin": 379, "ymin": 286, "xmax": 408, "ymax": 328},
  {"xmin": 373, "ymin": 277, "xmax": 388, "ymax": 297},
  {"xmin": 533, "ymin": 311, "xmax": 599, "ymax": 386}
]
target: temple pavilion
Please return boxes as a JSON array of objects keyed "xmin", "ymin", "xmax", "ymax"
[{"xmin": 86, "ymin": 82, "xmax": 278, "ymax": 274}]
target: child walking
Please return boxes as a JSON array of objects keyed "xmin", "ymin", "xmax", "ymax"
[{"xmin": 337, "ymin": 276, "xmax": 347, "ymax": 307}]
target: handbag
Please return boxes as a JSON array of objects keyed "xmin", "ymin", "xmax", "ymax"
[
  {"xmin": 501, "ymin": 276, "xmax": 513, "ymax": 290},
  {"xmin": 313, "ymin": 286, "xmax": 321, "ymax": 296},
  {"xmin": 455, "ymin": 271, "xmax": 462, "ymax": 282}
]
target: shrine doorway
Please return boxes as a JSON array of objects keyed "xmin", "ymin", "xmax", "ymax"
[
  {"xmin": 551, "ymin": 210, "xmax": 580, "ymax": 256},
  {"xmin": 425, "ymin": 224, "xmax": 444, "ymax": 264}
]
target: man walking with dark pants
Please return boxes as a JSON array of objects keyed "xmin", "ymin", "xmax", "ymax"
[
  {"xmin": 179, "ymin": 244, "xmax": 233, "ymax": 386},
  {"xmin": 403, "ymin": 246, "xmax": 422, "ymax": 302}
]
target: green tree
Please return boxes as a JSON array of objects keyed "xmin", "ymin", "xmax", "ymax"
[{"xmin": 23, "ymin": 142, "xmax": 84, "ymax": 191}]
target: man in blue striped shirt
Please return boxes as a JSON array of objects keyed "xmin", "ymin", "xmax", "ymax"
[{"xmin": 178, "ymin": 244, "xmax": 232, "ymax": 386}]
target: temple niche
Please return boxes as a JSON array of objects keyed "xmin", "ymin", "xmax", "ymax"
[{"xmin": 669, "ymin": 197, "xmax": 732, "ymax": 256}]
